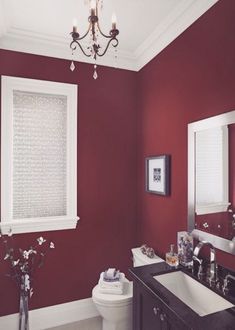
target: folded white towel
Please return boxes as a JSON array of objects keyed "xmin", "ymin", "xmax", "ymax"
[
  {"xmin": 98, "ymin": 272, "xmax": 126, "ymax": 295},
  {"xmin": 100, "ymin": 272, "xmax": 125, "ymax": 284},
  {"xmin": 99, "ymin": 278, "xmax": 123, "ymax": 290},
  {"xmin": 99, "ymin": 279, "xmax": 121, "ymax": 287},
  {"xmin": 98, "ymin": 287, "xmax": 123, "ymax": 295}
]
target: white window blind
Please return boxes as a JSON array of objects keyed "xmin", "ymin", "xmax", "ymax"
[
  {"xmin": 13, "ymin": 91, "xmax": 67, "ymax": 219},
  {"xmin": 195, "ymin": 125, "xmax": 229, "ymax": 214}
]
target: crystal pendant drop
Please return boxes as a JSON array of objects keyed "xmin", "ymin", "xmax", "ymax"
[
  {"xmin": 70, "ymin": 61, "xmax": 75, "ymax": 72},
  {"xmin": 93, "ymin": 64, "xmax": 98, "ymax": 80}
]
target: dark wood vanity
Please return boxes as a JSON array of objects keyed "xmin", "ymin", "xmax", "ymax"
[{"xmin": 129, "ymin": 262, "xmax": 235, "ymax": 330}]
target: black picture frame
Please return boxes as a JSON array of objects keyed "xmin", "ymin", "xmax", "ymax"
[{"xmin": 145, "ymin": 155, "xmax": 170, "ymax": 195}]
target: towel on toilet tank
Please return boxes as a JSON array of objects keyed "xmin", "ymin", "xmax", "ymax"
[{"xmin": 98, "ymin": 269, "xmax": 125, "ymax": 295}]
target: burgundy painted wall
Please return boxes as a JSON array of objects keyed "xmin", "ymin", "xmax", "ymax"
[
  {"xmin": 0, "ymin": 51, "xmax": 138, "ymax": 316},
  {"xmin": 1, "ymin": 0, "xmax": 235, "ymax": 318},
  {"xmin": 136, "ymin": 0, "xmax": 235, "ymax": 269}
]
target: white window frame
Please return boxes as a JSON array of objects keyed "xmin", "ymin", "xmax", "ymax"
[{"xmin": 1, "ymin": 76, "xmax": 79, "ymax": 234}]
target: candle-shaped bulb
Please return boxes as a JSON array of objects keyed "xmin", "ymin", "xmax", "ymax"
[
  {"xmin": 90, "ymin": 0, "xmax": 96, "ymax": 15},
  {"xmin": 111, "ymin": 12, "xmax": 117, "ymax": 30},
  {"xmin": 73, "ymin": 18, "xmax": 78, "ymax": 33}
]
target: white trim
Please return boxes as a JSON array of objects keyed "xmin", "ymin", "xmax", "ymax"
[
  {"xmin": 0, "ymin": 298, "xmax": 99, "ymax": 330},
  {"xmin": 196, "ymin": 202, "xmax": 231, "ymax": 215},
  {"xmin": 188, "ymin": 111, "xmax": 235, "ymax": 225},
  {"xmin": 0, "ymin": 28, "xmax": 137, "ymax": 71},
  {"xmin": 0, "ymin": 1, "xmax": 218, "ymax": 72},
  {"xmin": 189, "ymin": 111, "xmax": 235, "ymax": 132},
  {"xmin": 135, "ymin": 0, "xmax": 218, "ymax": 71},
  {"xmin": 0, "ymin": 217, "xmax": 79, "ymax": 235},
  {"xmin": 0, "ymin": 1, "xmax": 7, "ymax": 37},
  {"xmin": 1, "ymin": 76, "xmax": 79, "ymax": 234}
]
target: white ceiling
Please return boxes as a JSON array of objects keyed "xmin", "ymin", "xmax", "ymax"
[{"xmin": 0, "ymin": 0, "xmax": 218, "ymax": 71}]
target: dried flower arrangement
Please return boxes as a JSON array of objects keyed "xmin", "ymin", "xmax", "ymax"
[{"xmin": 0, "ymin": 229, "xmax": 55, "ymax": 330}]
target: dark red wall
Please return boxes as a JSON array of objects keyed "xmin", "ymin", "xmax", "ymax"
[
  {"xmin": 1, "ymin": 0, "xmax": 235, "ymax": 318},
  {"xmin": 136, "ymin": 0, "xmax": 235, "ymax": 269},
  {"xmin": 0, "ymin": 51, "xmax": 138, "ymax": 316}
]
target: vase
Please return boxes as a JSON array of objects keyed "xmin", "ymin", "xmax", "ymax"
[{"xmin": 19, "ymin": 275, "xmax": 29, "ymax": 330}]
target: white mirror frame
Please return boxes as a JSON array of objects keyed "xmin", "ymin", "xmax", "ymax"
[{"xmin": 188, "ymin": 110, "xmax": 235, "ymax": 255}]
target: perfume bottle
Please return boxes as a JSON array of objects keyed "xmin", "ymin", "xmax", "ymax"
[{"xmin": 166, "ymin": 244, "xmax": 179, "ymax": 267}]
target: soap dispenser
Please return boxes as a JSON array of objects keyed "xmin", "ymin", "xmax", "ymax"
[{"xmin": 166, "ymin": 244, "xmax": 179, "ymax": 267}]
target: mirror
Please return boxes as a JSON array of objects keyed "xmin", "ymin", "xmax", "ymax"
[{"xmin": 188, "ymin": 110, "xmax": 235, "ymax": 255}]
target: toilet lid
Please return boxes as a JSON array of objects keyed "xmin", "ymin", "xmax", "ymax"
[{"xmin": 92, "ymin": 281, "xmax": 133, "ymax": 306}]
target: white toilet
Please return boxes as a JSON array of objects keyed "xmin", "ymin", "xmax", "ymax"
[{"xmin": 92, "ymin": 247, "xmax": 163, "ymax": 330}]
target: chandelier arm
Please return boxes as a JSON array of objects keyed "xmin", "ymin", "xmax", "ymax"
[
  {"xmin": 96, "ymin": 38, "xmax": 119, "ymax": 57},
  {"xmin": 70, "ymin": 40, "xmax": 92, "ymax": 58},
  {"xmin": 77, "ymin": 23, "xmax": 92, "ymax": 41},
  {"xmin": 96, "ymin": 21, "xmax": 112, "ymax": 39}
]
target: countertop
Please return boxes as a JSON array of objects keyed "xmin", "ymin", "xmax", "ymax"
[{"xmin": 129, "ymin": 262, "xmax": 235, "ymax": 330}]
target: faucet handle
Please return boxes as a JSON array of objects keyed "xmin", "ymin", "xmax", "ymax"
[
  {"xmin": 222, "ymin": 274, "xmax": 235, "ymax": 295},
  {"xmin": 192, "ymin": 255, "xmax": 206, "ymax": 280},
  {"xmin": 192, "ymin": 255, "xmax": 202, "ymax": 265}
]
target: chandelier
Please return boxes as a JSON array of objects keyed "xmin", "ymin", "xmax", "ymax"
[{"xmin": 70, "ymin": 0, "xmax": 119, "ymax": 79}]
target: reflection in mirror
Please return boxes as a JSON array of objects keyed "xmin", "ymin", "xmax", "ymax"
[
  {"xmin": 188, "ymin": 111, "xmax": 235, "ymax": 255},
  {"xmin": 195, "ymin": 125, "xmax": 229, "ymax": 215}
]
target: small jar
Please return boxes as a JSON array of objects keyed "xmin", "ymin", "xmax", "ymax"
[{"xmin": 166, "ymin": 244, "xmax": 179, "ymax": 267}]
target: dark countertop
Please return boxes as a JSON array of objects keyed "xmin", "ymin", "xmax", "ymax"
[{"xmin": 129, "ymin": 262, "xmax": 235, "ymax": 330}]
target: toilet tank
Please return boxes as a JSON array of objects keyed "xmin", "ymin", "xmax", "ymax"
[{"xmin": 131, "ymin": 247, "xmax": 163, "ymax": 267}]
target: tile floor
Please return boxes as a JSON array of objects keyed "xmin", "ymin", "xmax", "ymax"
[{"xmin": 47, "ymin": 317, "xmax": 102, "ymax": 330}]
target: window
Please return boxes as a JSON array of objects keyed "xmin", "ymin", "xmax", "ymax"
[
  {"xmin": 1, "ymin": 76, "xmax": 79, "ymax": 234},
  {"xmin": 195, "ymin": 125, "xmax": 229, "ymax": 215}
]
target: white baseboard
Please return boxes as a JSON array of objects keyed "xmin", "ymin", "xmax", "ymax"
[{"xmin": 0, "ymin": 298, "xmax": 99, "ymax": 330}]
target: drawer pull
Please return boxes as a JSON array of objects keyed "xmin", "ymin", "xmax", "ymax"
[{"xmin": 160, "ymin": 313, "xmax": 166, "ymax": 322}]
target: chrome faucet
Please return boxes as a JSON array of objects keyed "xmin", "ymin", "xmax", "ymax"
[
  {"xmin": 193, "ymin": 241, "xmax": 217, "ymax": 286},
  {"xmin": 222, "ymin": 274, "xmax": 235, "ymax": 295}
]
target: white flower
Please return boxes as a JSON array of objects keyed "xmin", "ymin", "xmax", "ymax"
[
  {"xmin": 4, "ymin": 253, "xmax": 10, "ymax": 260},
  {"xmin": 50, "ymin": 242, "xmax": 55, "ymax": 249},
  {"xmin": 12, "ymin": 259, "xmax": 20, "ymax": 266},
  {"xmin": 37, "ymin": 236, "xmax": 46, "ymax": 245},
  {"xmin": 20, "ymin": 265, "xmax": 25, "ymax": 272},
  {"xmin": 23, "ymin": 250, "xmax": 30, "ymax": 259},
  {"xmin": 29, "ymin": 249, "xmax": 37, "ymax": 255}
]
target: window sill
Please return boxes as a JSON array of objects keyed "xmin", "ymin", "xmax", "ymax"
[
  {"xmin": 0, "ymin": 216, "xmax": 80, "ymax": 234},
  {"xmin": 196, "ymin": 202, "xmax": 230, "ymax": 215}
]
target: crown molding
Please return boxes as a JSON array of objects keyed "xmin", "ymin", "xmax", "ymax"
[
  {"xmin": 0, "ymin": 1, "xmax": 7, "ymax": 37},
  {"xmin": 0, "ymin": 0, "xmax": 218, "ymax": 72},
  {"xmin": 0, "ymin": 27, "xmax": 137, "ymax": 71},
  {"xmin": 135, "ymin": 0, "xmax": 219, "ymax": 71}
]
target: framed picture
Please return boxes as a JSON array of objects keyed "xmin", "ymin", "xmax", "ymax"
[{"xmin": 146, "ymin": 155, "xmax": 170, "ymax": 195}]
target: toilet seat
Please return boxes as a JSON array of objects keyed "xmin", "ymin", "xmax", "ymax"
[{"xmin": 92, "ymin": 281, "xmax": 133, "ymax": 306}]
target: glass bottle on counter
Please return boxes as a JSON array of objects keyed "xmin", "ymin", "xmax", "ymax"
[{"xmin": 166, "ymin": 244, "xmax": 179, "ymax": 267}]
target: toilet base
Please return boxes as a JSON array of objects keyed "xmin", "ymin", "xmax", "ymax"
[{"xmin": 102, "ymin": 317, "xmax": 132, "ymax": 330}]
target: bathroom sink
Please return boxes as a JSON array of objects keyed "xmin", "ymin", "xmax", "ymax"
[{"xmin": 153, "ymin": 271, "xmax": 234, "ymax": 316}]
